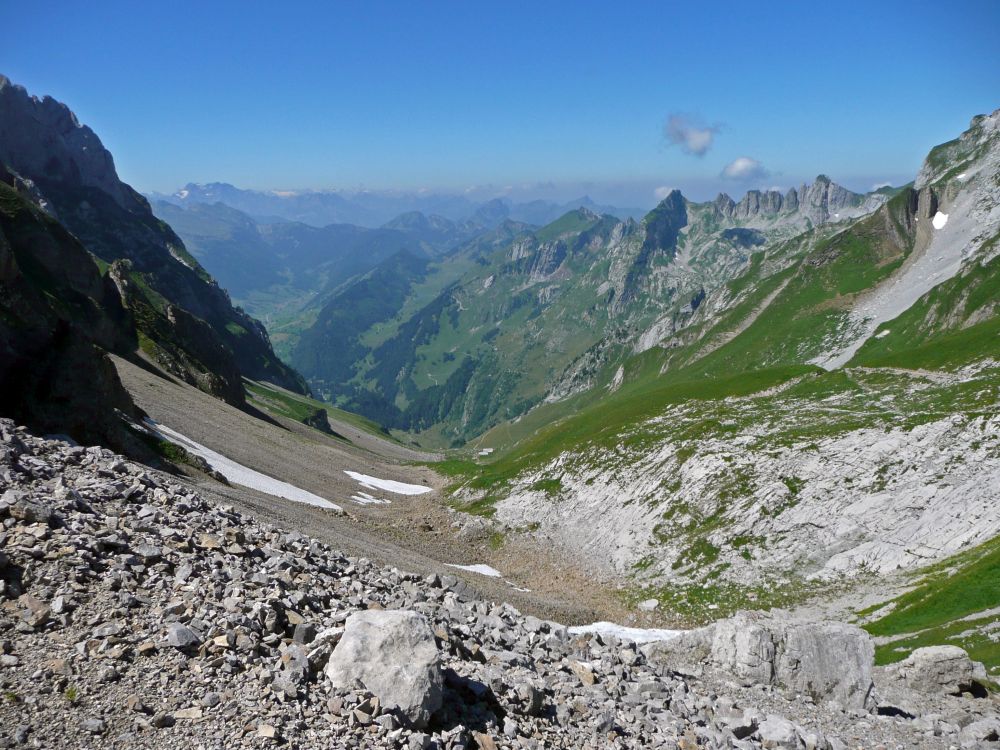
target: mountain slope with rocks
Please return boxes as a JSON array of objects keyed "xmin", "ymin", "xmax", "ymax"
[
  {"xmin": 441, "ymin": 110, "xmax": 1000, "ymax": 661},
  {"xmin": 2, "ymin": 421, "xmax": 996, "ymax": 749}
]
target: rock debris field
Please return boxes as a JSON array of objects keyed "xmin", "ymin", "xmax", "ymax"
[{"xmin": 0, "ymin": 419, "xmax": 998, "ymax": 749}]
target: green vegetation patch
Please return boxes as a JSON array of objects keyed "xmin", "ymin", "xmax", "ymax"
[{"xmin": 864, "ymin": 535, "xmax": 1000, "ymax": 671}]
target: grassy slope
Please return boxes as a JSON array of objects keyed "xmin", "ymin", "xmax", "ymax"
[
  {"xmin": 244, "ymin": 380, "xmax": 394, "ymax": 441},
  {"xmin": 852, "ymin": 238, "xmax": 1000, "ymax": 369},
  {"xmin": 446, "ymin": 195, "xmax": 913, "ymax": 493},
  {"xmin": 862, "ymin": 536, "xmax": 1000, "ymax": 673}
]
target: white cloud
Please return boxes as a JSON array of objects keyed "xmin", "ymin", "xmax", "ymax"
[
  {"xmin": 653, "ymin": 185, "xmax": 675, "ymax": 201},
  {"xmin": 871, "ymin": 181, "xmax": 892, "ymax": 190},
  {"xmin": 721, "ymin": 156, "xmax": 770, "ymax": 181},
  {"xmin": 664, "ymin": 113, "xmax": 720, "ymax": 157}
]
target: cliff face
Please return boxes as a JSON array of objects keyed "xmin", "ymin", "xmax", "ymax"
[
  {"xmin": 0, "ymin": 166, "xmax": 143, "ymax": 451},
  {"xmin": 0, "ymin": 75, "xmax": 306, "ymax": 401},
  {"xmin": 713, "ymin": 176, "xmax": 873, "ymax": 224}
]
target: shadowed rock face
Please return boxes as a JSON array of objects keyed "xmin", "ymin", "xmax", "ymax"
[
  {"xmin": 0, "ymin": 74, "xmax": 306, "ymax": 401},
  {"xmin": 0, "ymin": 166, "xmax": 144, "ymax": 452},
  {"xmin": 0, "ymin": 75, "xmax": 133, "ymax": 210}
]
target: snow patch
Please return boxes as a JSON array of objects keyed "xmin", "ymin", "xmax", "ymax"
[
  {"xmin": 932, "ymin": 211, "xmax": 949, "ymax": 229},
  {"xmin": 567, "ymin": 622, "xmax": 684, "ymax": 644},
  {"xmin": 146, "ymin": 420, "xmax": 342, "ymax": 511},
  {"xmin": 875, "ymin": 329, "xmax": 891, "ymax": 339},
  {"xmin": 344, "ymin": 471, "xmax": 432, "ymax": 495},
  {"xmin": 446, "ymin": 563, "xmax": 503, "ymax": 577},
  {"xmin": 351, "ymin": 492, "xmax": 390, "ymax": 506},
  {"xmin": 445, "ymin": 563, "xmax": 532, "ymax": 592}
]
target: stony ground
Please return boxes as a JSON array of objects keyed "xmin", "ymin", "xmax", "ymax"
[
  {"xmin": 112, "ymin": 353, "xmax": 631, "ymax": 626},
  {"xmin": 1, "ymin": 420, "xmax": 998, "ymax": 749}
]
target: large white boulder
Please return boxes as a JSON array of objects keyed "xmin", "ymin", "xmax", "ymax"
[
  {"xmin": 325, "ymin": 610, "xmax": 443, "ymax": 728},
  {"xmin": 645, "ymin": 611, "xmax": 875, "ymax": 709}
]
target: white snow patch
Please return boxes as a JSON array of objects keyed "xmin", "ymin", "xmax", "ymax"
[
  {"xmin": 351, "ymin": 492, "xmax": 390, "ymax": 506},
  {"xmin": 446, "ymin": 563, "xmax": 503, "ymax": 578},
  {"xmin": 875, "ymin": 329, "xmax": 891, "ymax": 339},
  {"xmin": 932, "ymin": 211, "xmax": 949, "ymax": 229},
  {"xmin": 146, "ymin": 420, "xmax": 342, "ymax": 511},
  {"xmin": 445, "ymin": 563, "xmax": 532, "ymax": 592},
  {"xmin": 957, "ymin": 173, "xmax": 968, "ymax": 181},
  {"xmin": 567, "ymin": 622, "xmax": 685, "ymax": 644},
  {"xmin": 344, "ymin": 471, "xmax": 432, "ymax": 495}
]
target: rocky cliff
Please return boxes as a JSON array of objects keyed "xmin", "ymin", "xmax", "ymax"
[
  {"xmin": 0, "ymin": 75, "xmax": 305, "ymax": 403},
  {"xmin": 713, "ymin": 175, "xmax": 876, "ymax": 226}
]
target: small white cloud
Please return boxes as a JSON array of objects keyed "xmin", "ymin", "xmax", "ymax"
[
  {"xmin": 871, "ymin": 181, "xmax": 892, "ymax": 190},
  {"xmin": 721, "ymin": 157, "xmax": 770, "ymax": 181},
  {"xmin": 663, "ymin": 113, "xmax": 720, "ymax": 157},
  {"xmin": 653, "ymin": 186, "xmax": 675, "ymax": 201}
]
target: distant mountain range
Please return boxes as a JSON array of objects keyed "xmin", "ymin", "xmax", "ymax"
[
  {"xmin": 149, "ymin": 182, "xmax": 645, "ymax": 228},
  {"xmin": 286, "ymin": 172, "xmax": 897, "ymax": 444}
]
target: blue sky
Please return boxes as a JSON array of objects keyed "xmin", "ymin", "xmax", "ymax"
[{"xmin": 4, "ymin": 1, "xmax": 999, "ymax": 205}]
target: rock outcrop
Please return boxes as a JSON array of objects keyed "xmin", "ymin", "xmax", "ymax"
[
  {"xmin": 713, "ymin": 176, "xmax": 874, "ymax": 225},
  {"xmin": 645, "ymin": 611, "xmax": 875, "ymax": 710},
  {"xmin": 0, "ymin": 165, "xmax": 146, "ymax": 452},
  {"xmin": 0, "ymin": 74, "xmax": 133, "ymax": 209},
  {"xmin": 0, "ymin": 74, "xmax": 305, "ymax": 403},
  {"xmin": 883, "ymin": 646, "xmax": 991, "ymax": 697}
]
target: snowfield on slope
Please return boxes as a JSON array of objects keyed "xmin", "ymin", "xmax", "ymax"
[
  {"xmin": 343, "ymin": 470, "xmax": 432, "ymax": 495},
  {"xmin": 567, "ymin": 622, "xmax": 684, "ymax": 644},
  {"xmin": 146, "ymin": 420, "xmax": 342, "ymax": 511}
]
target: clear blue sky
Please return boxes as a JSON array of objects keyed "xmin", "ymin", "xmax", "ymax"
[{"xmin": 4, "ymin": 1, "xmax": 999, "ymax": 204}]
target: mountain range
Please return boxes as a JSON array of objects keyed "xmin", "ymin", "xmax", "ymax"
[
  {"xmin": 151, "ymin": 181, "xmax": 645, "ymax": 228},
  {"xmin": 2, "ymin": 69, "xmax": 999, "ymax": 698},
  {"xmin": 286, "ymin": 175, "xmax": 894, "ymax": 445}
]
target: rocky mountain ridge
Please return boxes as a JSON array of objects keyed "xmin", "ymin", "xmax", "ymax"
[
  {"xmin": 291, "ymin": 171, "xmax": 888, "ymax": 444},
  {"xmin": 0, "ymin": 74, "xmax": 304, "ymax": 416},
  {"xmin": 712, "ymin": 176, "xmax": 882, "ymax": 226}
]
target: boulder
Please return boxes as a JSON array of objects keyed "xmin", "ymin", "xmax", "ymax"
[
  {"xmin": 756, "ymin": 714, "xmax": 800, "ymax": 749},
  {"xmin": 961, "ymin": 717, "xmax": 1000, "ymax": 744},
  {"xmin": 166, "ymin": 622, "xmax": 201, "ymax": 650},
  {"xmin": 325, "ymin": 610, "xmax": 443, "ymax": 728},
  {"xmin": 882, "ymin": 645, "xmax": 990, "ymax": 697},
  {"xmin": 645, "ymin": 611, "xmax": 875, "ymax": 709}
]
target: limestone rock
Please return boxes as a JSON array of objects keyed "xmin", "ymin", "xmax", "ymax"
[
  {"xmin": 648, "ymin": 611, "xmax": 875, "ymax": 709},
  {"xmin": 882, "ymin": 645, "xmax": 990, "ymax": 697},
  {"xmin": 325, "ymin": 610, "xmax": 443, "ymax": 728},
  {"xmin": 756, "ymin": 714, "xmax": 800, "ymax": 749}
]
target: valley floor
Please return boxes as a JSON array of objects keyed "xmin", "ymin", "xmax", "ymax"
[{"xmin": 111, "ymin": 355, "xmax": 630, "ymax": 627}]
